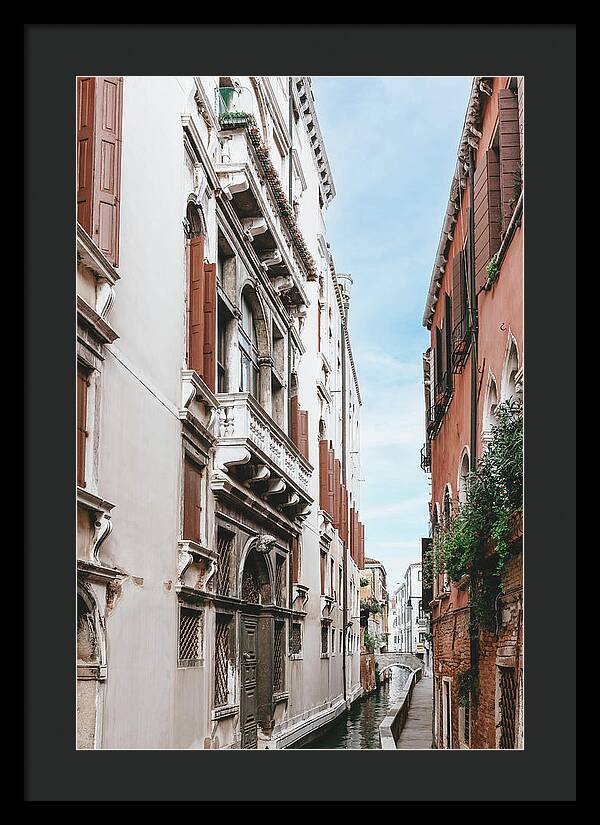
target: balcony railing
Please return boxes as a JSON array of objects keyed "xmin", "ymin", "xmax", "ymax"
[
  {"xmin": 452, "ymin": 315, "xmax": 472, "ymax": 373},
  {"xmin": 215, "ymin": 392, "xmax": 312, "ymax": 498},
  {"xmin": 420, "ymin": 441, "xmax": 431, "ymax": 472}
]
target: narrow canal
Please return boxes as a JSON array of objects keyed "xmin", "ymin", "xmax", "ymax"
[{"xmin": 298, "ymin": 666, "xmax": 410, "ymax": 749}]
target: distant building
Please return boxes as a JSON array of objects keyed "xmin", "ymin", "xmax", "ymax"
[{"xmin": 391, "ymin": 563, "xmax": 427, "ymax": 664}]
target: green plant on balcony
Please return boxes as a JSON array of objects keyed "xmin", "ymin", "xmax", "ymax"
[
  {"xmin": 359, "ymin": 577, "xmax": 370, "ymax": 588},
  {"xmin": 484, "ymin": 253, "xmax": 499, "ymax": 290}
]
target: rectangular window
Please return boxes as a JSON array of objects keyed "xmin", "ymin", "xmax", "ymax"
[
  {"xmin": 178, "ymin": 606, "xmax": 203, "ymax": 668},
  {"xmin": 331, "ymin": 626, "xmax": 336, "ymax": 655},
  {"xmin": 216, "ymin": 527, "xmax": 234, "ymax": 596},
  {"xmin": 321, "ymin": 621, "xmax": 329, "ymax": 655},
  {"xmin": 291, "ymin": 536, "xmax": 301, "ymax": 583},
  {"xmin": 290, "ymin": 622, "xmax": 302, "ymax": 656},
  {"xmin": 320, "ymin": 550, "xmax": 327, "ymax": 595},
  {"xmin": 273, "ymin": 620, "xmax": 285, "ymax": 692},
  {"xmin": 183, "ymin": 457, "xmax": 202, "ymax": 543},
  {"xmin": 217, "ymin": 301, "xmax": 228, "ymax": 393},
  {"xmin": 442, "ymin": 678, "xmax": 452, "ymax": 749},
  {"xmin": 77, "ymin": 363, "xmax": 90, "ymax": 488},
  {"xmin": 214, "ymin": 614, "xmax": 231, "ymax": 707},
  {"xmin": 330, "ymin": 558, "xmax": 335, "ymax": 599}
]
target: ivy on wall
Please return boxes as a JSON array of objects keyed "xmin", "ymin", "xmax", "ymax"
[{"xmin": 431, "ymin": 399, "xmax": 523, "ymax": 632}]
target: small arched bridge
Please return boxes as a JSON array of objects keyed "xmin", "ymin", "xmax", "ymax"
[{"xmin": 375, "ymin": 652, "xmax": 424, "ymax": 673}]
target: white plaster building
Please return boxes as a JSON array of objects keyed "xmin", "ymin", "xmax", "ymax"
[
  {"xmin": 392, "ymin": 563, "xmax": 427, "ymax": 662},
  {"xmin": 76, "ymin": 75, "xmax": 363, "ymax": 749}
]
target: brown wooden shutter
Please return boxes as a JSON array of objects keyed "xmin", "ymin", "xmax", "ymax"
[
  {"xmin": 439, "ymin": 323, "xmax": 447, "ymax": 395},
  {"xmin": 290, "ymin": 395, "xmax": 299, "ymax": 447},
  {"xmin": 444, "ymin": 293, "xmax": 453, "ymax": 387},
  {"xmin": 76, "ymin": 77, "xmax": 96, "ymax": 233},
  {"xmin": 298, "ymin": 410, "xmax": 309, "ymax": 461},
  {"xmin": 327, "ymin": 445, "xmax": 335, "ymax": 518},
  {"xmin": 203, "ymin": 263, "xmax": 217, "ymax": 392},
  {"xmin": 77, "ymin": 364, "xmax": 89, "ymax": 488},
  {"xmin": 92, "ymin": 77, "xmax": 123, "ymax": 266},
  {"xmin": 452, "ymin": 250, "xmax": 468, "ymax": 335},
  {"xmin": 360, "ymin": 523, "xmax": 365, "ymax": 569},
  {"xmin": 333, "ymin": 459, "xmax": 341, "ymax": 529},
  {"xmin": 183, "ymin": 458, "xmax": 202, "ymax": 543},
  {"xmin": 319, "ymin": 440, "xmax": 329, "ymax": 511},
  {"xmin": 498, "ymin": 87, "xmax": 522, "ymax": 233},
  {"xmin": 474, "ymin": 148, "xmax": 501, "ymax": 291},
  {"xmin": 291, "ymin": 536, "xmax": 300, "ymax": 583},
  {"xmin": 434, "ymin": 327, "xmax": 443, "ymax": 398},
  {"xmin": 188, "ymin": 236, "xmax": 205, "ymax": 373}
]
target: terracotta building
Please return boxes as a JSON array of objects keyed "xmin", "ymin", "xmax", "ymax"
[
  {"xmin": 421, "ymin": 76, "xmax": 523, "ymax": 749},
  {"xmin": 76, "ymin": 76, "xmax": 366, "ymax": 749}
]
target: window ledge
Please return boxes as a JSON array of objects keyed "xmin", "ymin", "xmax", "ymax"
[
  {"xmin": 273, "ymin": 691, "xmax": 289, "ymax": 705},
  {"xmin": 289, "ymin": 653, "xmax": 303, "ymax": 661},
  {"xmin": 320, "ymin": 653, "xmax": 329, "ymax": 659},
  {"xmin": 212, "ymin": 704, "xmax": 239, "ymax": 721},
  {"xmin": 77, "ymin": 663, "xmax": 107, "ymax": 681},
  {"xmin": 77, "ymin": 223, "xmax": 120, "ymax": 285}
]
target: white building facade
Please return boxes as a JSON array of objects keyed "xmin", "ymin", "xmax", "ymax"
[
  {"xmin": 76, "ymin": 75, "xmax": 363, "ymax": 749},
  {"xmin": 391, "ymin": 563, "xmax": 427, "ymax": 660}
]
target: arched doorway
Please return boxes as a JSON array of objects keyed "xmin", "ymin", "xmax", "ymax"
[{"xmin": 239, "ymin": 545, "xmax": 274, "ymax": 749}]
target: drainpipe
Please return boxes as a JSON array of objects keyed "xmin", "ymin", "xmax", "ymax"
[
  {"xmin": 341, "ymin": 297, "xmax": 348, "ymax": 705},
  {"xmin": 467, "ymin": 145, "xmax": 480, "ymax": 696},
  {"xmin": 288, "ymin": 76, "xmax": 294, "ymax": 204}
]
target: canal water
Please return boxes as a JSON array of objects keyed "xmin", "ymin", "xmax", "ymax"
[{"xmin": 298, "ymin": 666, "xmax": 410, "ymax": 749}]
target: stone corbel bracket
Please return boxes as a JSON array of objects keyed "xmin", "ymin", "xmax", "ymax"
[
  {"xmin": 272, "ymin": 275, "xmax": 295, "ymax": 296},
  {"xmin": 259, "ymin": 249, "xmax": 282, "ymax": 269},
  {"xmin": 214, "ymin": 445, "xmax": 252, "ymax": 474},
  {"xmin": 77, "ymin": 488, "xmax": 116, "ymax": 564},
  {"xmin": 181, "ymin": 369, "xmax": 219, "ymax": 414},
  {"xmin": 177, "ymin": 540, "xmax": 218, "ymax": 589},
  {"xmin": 320, "ymin": 594, "xmax": 335, "ymax": 619},
  {"xmin": 242, "ymin": 217, "xmax": 268, "ymax": 240},
  {"xmin": 293, "ymin": 583, "xmax": 310, "ymax": 610}
]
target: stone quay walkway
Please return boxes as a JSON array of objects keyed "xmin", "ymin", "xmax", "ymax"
[{"xmin": 395, "ymin": 674, "xmax": 433, "ymax": 749}]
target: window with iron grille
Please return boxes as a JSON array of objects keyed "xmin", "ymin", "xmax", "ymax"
[
  {"xmin": 331, "ymin": 626, "xmax": 336, "ymax": 655},
  {"xmin": 498, "ymin": 666, "xmax": 517, "ymax": 749},
  {"xmin": 273, "ymin": 620, "xmax": 285, "ymax": 692},
  {"xmin": 290, "ymin": 622, "xmax": 302, "ymax": 656},
  {"xmin": 214, "ymin": 614, "xmax": 231, "ymax": 706},
  {"xmin": 216, "ymin": 527, "xmax": 234, "ymax": 596},
  {"xmin": 275, "ymin": 555, "xmax": 286, "ymax": 607},
  {"xmin": 321, "ymin": 621, "xmax": 328, "ymax": 655},
  {"xmin": 178, "ymin": 606, "xmax": 203, "ymax": 667}
]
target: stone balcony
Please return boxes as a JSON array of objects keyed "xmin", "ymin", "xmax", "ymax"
[
  {"xmin": 215, "ymin": 129, "xmax": 309, "ymax": 312},
  {"xmin": 212, "ymin": 392, "xmax": 313, "ymax": 523}
]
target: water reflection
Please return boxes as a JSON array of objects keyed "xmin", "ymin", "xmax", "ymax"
[{"xmin": 300, "ymin": 666, "xmax": 410, "ymax": 750}]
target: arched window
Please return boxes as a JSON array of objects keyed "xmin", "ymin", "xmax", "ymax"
[
  {"xmin": 483, "ymin": 376, "xmax": 499, "ymax": 447},
  {"xmin": 239, "ymin": 291, "xmax": 259, "ymax": 397},
  {"xmin": 241, "ymin": 549, "xmax": 272, "ymax": 604},
  {"xmin": 443, "ymin": 485, "xmax": 452, "ymax": 526},
  {"xmin": 458, "ymin": 449, "xmax": 470, "ymax": 506},
  {"xmin": 501, "ymin": 337, "xmax": 520, "ymax": 403}
]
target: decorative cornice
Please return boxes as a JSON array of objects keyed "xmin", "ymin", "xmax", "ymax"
[
  {"xmin": 294, "ymin": 77, "xmax": 336, "ymax": 204},
  {"xmin": 77, "ymin": 296, "xmax": 119, "ymax": 345},
  {"xmin": 77, "ymin": 224, "xmax": 120, "ymax": 286},
  {"xmin": 218, "ymin": 111, "xmax": 318, "ymax": 281}
]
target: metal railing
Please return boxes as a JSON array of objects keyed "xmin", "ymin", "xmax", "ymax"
[{"xmin": 452, "ymin": 315, "xmax": 472, "ymax": 373}]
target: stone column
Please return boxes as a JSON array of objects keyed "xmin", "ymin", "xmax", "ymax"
[{"xmin": 259, "ymin": 356, "xmax": 273, "ymax": 417}]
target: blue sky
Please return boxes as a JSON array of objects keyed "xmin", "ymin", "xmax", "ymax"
[{"xmin": 312, "ymin": 76, "xmax": 472, "ymax": 594}]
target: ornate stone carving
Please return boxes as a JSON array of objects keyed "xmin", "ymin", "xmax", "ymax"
[
  {"xmin": 253, "ymin": 534, "xmax": 277, "ymax": 555},
  {"xmin": 90, "ymin": 511, "xmax": 112, "ymax": 563},
  {"xmin": 177, "ymin": 548, "xmax": 194, "ymax": 585}
]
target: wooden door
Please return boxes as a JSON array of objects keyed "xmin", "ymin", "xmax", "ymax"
[{"xmin": 240, "ymin": 615, "xmax": 258, "ymax": 749}]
